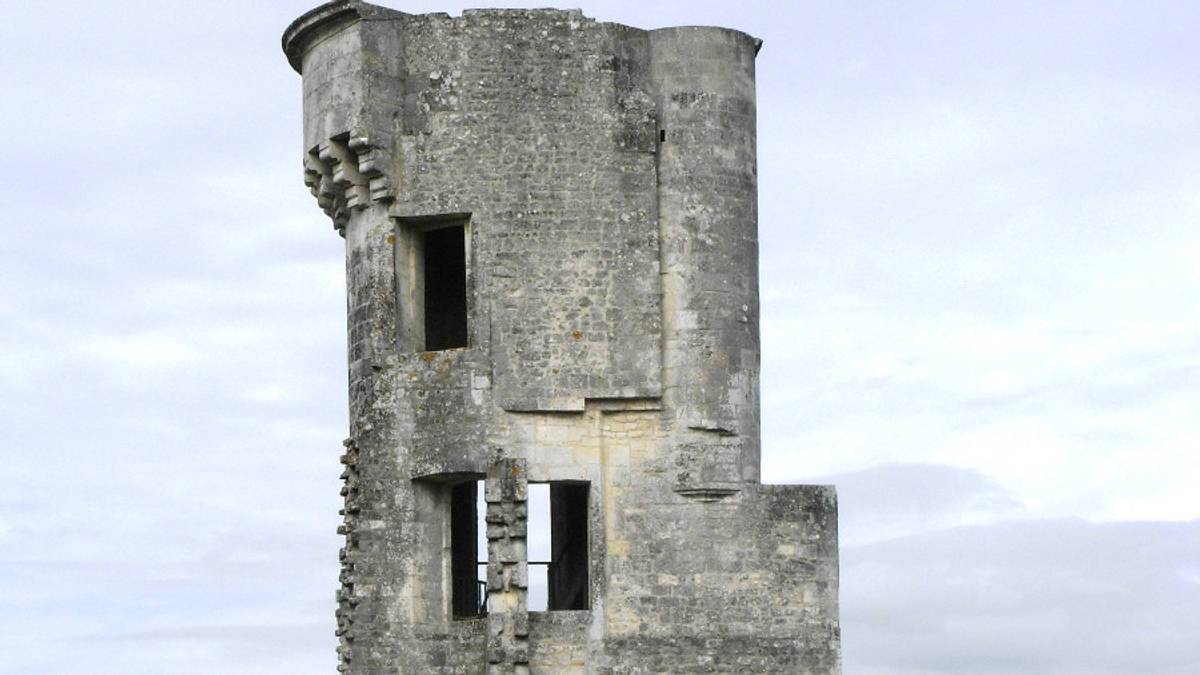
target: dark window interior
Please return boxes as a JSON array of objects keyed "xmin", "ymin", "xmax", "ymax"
[
  {"xmin": 450, "ymin": 481, "xmax": 481, "ymax": 618},
  {"xmin": 423, "ymin": 225, "xmax": 468, "ymax": 351},
  {"xmin": 548, "ymin": 482, "xmax": 589, "ymax": 610}
]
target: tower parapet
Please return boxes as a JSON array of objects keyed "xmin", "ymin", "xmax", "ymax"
[{"xmin": 283, "ymin": 2, "xmax": 840, "ymax": 672}]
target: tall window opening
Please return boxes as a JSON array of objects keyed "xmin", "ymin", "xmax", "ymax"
[
  {"xmin": 422, "ymin": 225, "xmax": 467, "ymax": 350},
  {"xmin": 450, "ymin": 480, "xmax": 485, "ymax": 618},
  {"xmin": 394, "ymin": 214, "xmax": 470, "ymax": 353},
  {"xmin": 549, "ymin": 482, "xmax": 590, "ymax": 610},
  {"xmin": 529, "ymin": 481, "xmax": 590, "ymax": 611}
]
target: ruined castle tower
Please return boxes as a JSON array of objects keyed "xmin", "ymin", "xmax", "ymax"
[{"xmin": 283, "ymin": 1, "xmax": 839, "ymax": 672}]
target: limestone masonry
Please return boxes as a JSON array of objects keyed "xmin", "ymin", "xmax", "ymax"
[{"xmin": 282, "ymin": 1, "xmax": 840, "ymax": 672}]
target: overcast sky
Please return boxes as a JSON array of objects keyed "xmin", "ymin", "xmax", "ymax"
[{"xmin": 1, "ymin": 1, "xmax": 1197, "ymax": 673}]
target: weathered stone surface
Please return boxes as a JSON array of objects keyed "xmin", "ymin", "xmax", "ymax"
[
  {"xmin": 283, "ymin": 2, "xmax": 840, "ymax": 672},
  {"xmin": 486, "ymin": 458, "xmax": 531, "ymax": 670}
]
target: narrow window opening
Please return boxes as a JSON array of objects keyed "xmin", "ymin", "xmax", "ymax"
[
  {"xmin": 549, "ymin": 482, "xmax": 589, "ymax": 610},
  {"xmin": 529, "ymin": 481, "xmax": 590, "ymax": 611},
  {"xmin": 451, "ymin": 480, "xmax": 484, "ymax": 618},
  {"xmin": 528, "ymin": 484, "xmax": 551, "ymax": 611},
  {"xmin": 659, "ymin": 129, "xmax": 666, "ymax": 142},
  {"xmin": 422, "ymin": 225, "xmax": 468, "ymax": 351},
  {"xmin": 475, "ymin": 480, "xmax": 487, "ymax": 612}
]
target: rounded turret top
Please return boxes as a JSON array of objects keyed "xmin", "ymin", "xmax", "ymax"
[{"xmin": 282, "ymin": 1, "xmax": 407, "ymax": 72}]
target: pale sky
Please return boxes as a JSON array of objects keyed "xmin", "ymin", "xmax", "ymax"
[{"xmin": 1, "ymin": 1, "xmax": 1197, "ymax": 673}]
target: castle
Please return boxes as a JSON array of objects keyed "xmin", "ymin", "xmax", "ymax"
[{"xmin": 283, "ymin": 2, "xmax": 840, "ymax": 672}]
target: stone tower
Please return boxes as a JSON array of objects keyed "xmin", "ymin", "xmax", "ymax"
[{"xmin": 283, "ymin": 1, "xmax": 839, "ymax": 672}]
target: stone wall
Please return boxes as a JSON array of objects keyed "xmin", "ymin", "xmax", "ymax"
[{"xmin": 283, "ymin": 2, "xmax": 840, "ymax": 672}]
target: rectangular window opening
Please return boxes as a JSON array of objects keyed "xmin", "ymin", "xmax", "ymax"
[
  {"xmin": 395, "ymin": 214, "xmax": 470, "ymax": 353},
  {"xmin": 529, "ymin": 481, "xmax": 590, "ymax": 612},
  {"xmin": 421, "ymin": 224, "xmax": 468, "ymax": 351},
  {"xmin": 451, "ymin": 480, "xmax": 485, "ymax": 618}
]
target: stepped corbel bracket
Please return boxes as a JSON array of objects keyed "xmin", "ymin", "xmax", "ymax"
[
  {"xmin": 303, "ymin": 133, "xmax": 395, "ymax": 235},
  {"xmin": 347, "ymin": 135, "xmax": 393, "ymax": 204}
]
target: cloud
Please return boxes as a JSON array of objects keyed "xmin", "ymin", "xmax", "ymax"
[
  {"xmin": 842, "ymin": 518, "xmax": 1200, "ymax": 675},
  {"xmin": 755, "ymin": 0, "xmax": 1200, "ymax": 520},
  {"xmin": 807, "ymin": 463, "xmax": 1024, "ymax": 546},
  {"xmin": 809, "ymin": 463, "xmax": 1200, "ymax": 674},
  {"xmin": 0, "ymin": 515, "xmax": 338, "ymax": 675}
]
